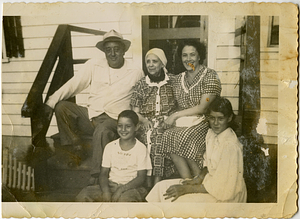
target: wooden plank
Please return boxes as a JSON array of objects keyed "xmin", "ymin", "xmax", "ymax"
[
  {"xmin": 216, "ymin": 46, "xmax": 240, "ymax": 59},
  {"xmin": 261, "ymin": 98, "xmax": 278, "ymax": 111},
  {"xmin": 2, "ymin": 104, "xmax": 24, "ymax": 115},
  {"xmin": 260, "ymin": 59, "xmax": 279, "ymax": 72},
  {"xmin": 260, "ymin": 72, "xmax": 278, "ymax": 85},
  {"xmin": 22, "ymin": 22, "xmax": 131, "ymax": 38},
  {"xmin": 216, "ymin": 59, "xmax": 240, "ymax": 72},
  {"xmin": 262, "ymin": 135, "xmax": 278, "ymax": 145},
  {"xmin": 2, "ymin": 60, "xmax": 43, "ymax": 72},
  {"xmin": 220, "ymin": 84, "xmax": 239, "ymax": 97},
  {"xmin": 261, "ymin": 85, "xmax": 278, "ymax": 98},
  {"xmin": 2, "ymin": 124, "xmax": 58, "ymax": 137},
  {"xmin": 216, "ymin": 33, "xmax": 237, "ymax": 45},
  {"xmin": 260, "ymin": 111, "xmax": 278, "ymax": 124},
  {"xmin": 2, "ymin": 72, "xmax": 38, "ymax": 83},
  {"xmin": 3, "ymin": 94, "xmax": 28, "ymax": 104},
  {"xmin": 217, "ymin": 71, "xmax": 240, "ymax": 84},
  {"xmin": 260, "ymin": 52, "xmax": 279, "ymax": 60},
  {"xmin": 217, "ymin": 18, "xmax": 236, "ymax": 33}
]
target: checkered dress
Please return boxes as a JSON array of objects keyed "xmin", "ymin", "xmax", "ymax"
[
  {"xmin": 130, "ymin": 74, "xmax": 177, "ymax": 177},
  {"xmin": 162, "ymin": 65, "xmax": 221, "ymax": 170}
]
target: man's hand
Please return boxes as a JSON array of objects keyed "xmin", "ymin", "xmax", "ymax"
[
  {"xmin": 111, "ymin": 186, "xmax": 125, "ymax": 202},
  {"xmin": 102, "ymin": 192, "xmax": 112, "ymax": 202},
  {"xmin": 163, "ymin": 184, "xmax": 189, "ymax": 202},
  {"xmin": 44, "ymin": 104, "xmax": 53, "ymax": 121}
]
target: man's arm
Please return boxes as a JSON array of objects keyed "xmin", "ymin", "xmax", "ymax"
[{"xmin": 99, "ymin": 167, "xmax": 112, "ymax": 202}]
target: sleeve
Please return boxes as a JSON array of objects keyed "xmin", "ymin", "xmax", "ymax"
[
  {"xmin": 130, "ymin": 79, "xmax": 144, "ymax": 108},
  {"xmin": 203, "ymin": 141, "xmax": 243, "ymax": 202},
  {"xmin": 101, "ymin": 142, "xmax": 113, "ymax": 168},
  {"xmin": 202, "ymin": 69, "xmax": 222, "ymax": 96},
  {"xmin": 46, "ymin": 59, "xmax": 93, "ymax": 108},
  {"xmin": 136, "ymin": 143, "xmax": 152, "ymax": 171}
]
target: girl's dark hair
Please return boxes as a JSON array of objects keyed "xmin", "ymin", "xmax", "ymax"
[
  {"xmin": 207, "ymin": 96, "xmax": 238, "ymax": 131},
  {"xmin": 207, "ymin": 96, "xmax": 234, "ymax": 118},
  {"xmin": 177, "ymin": 40, "xmax": 206, "ymax": 64},
  {"xmin": 118, "ymin": 110, "xmax": 139, "ymax": 126}
]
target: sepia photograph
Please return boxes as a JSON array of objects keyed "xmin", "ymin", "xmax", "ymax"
[{"xmin": 1, "ymin": 2, "xmax": 298, "ymax": 218}]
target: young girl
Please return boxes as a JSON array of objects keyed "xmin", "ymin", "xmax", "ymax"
[
  {"xmin": 146, "ymin": 97, "xmax": 247, "ymax": 203},
  {"xmin": 76, "ymin": 110, "xmax": 152, "ymax": 202}
]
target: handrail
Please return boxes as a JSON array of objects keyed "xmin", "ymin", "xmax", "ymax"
[
  {"xmin": 21, "ymin": 24, "xmax": 105, "ymax": 147},
  {"xmin": 21, "ymin": 24, "xmax": 105, "ymax": 117}
]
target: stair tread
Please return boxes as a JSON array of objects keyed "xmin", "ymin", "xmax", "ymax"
[{"xmin": 47, "ymin": 148, "xmax": 92, "ymax": 171}]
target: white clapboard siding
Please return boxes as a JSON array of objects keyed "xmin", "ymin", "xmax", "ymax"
[
  {"xmin": 216, "ymin": 46, "xmax": 241, "ymax": 59},
  {"xmin": 260, "ymin": 59, "xmax": 279, "ymax": 72},
  {"xmin": 264, "ymin": 136, "xmax": 278, "ymax": 145},
  {"xmin": 261, "ymin": 85, "xmax": 278, "ymax": 98},
  {"xmin": 216, "ymin": 59, "xmax": 240, "ymax": 72},
  {"xmin": 261, "ymin": 72, "xmax": 278, "ymax": 85},
  {"xmin": 216, "ymin": 33, "xmax": 237, "ymax": 46},
  {"xmin": 220, "ymin": 84, "xmax": 239, "ymax": 97},
  {"xmin": 217, "ymin": 71, "xmax": 240, "ymax": 84},
  {"xmin": 2, "ymin": 124, "xmax": 58, "ymax": 137},
  {"xmin": 260, "ymin": 111, "xmax": 278, "ymax": 124}
]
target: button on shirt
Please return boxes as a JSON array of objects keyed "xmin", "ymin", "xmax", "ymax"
[{"xmin": 46, "ymin": 58, "xmax": 144, "ymax": 119}]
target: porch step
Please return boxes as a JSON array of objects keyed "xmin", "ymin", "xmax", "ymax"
[{"xmin": 47, "ymin": 134, "xmax": 93, "ymax": 190}]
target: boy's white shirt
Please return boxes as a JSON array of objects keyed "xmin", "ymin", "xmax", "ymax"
[{"xmin": 102, "ymin": 138, "xmax": 152, "ymax": 185}]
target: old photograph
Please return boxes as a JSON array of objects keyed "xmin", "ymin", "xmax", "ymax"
[{"xmin": 1, "ymin": 2, "xmax": 298, "ymax": 218}]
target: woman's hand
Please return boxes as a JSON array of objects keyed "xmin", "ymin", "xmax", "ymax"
[
  {"xmin": 163, "ymin": 184, "xmax": 189, "ymax": 202},
  {"xmin": 142, "ymin": 119, "xmax": 154, "ymax": 130},
  {"xmin": 163, "ymin": 113, "xmax": 177, "ymax": 129}
]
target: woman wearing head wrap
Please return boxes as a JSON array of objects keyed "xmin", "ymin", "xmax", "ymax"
[{"xmin": 131, "ymin": 48, "xmax": 176, "ymax": 187}]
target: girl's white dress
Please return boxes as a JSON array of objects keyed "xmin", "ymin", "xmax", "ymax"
[{"xmin": 146, "ymin": 128, "xmax": 247, "ymax": 203}]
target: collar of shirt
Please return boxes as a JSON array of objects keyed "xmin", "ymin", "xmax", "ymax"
[{"xmin": 145, "ymin": 73, "xmax": 169, "ymax": 87}]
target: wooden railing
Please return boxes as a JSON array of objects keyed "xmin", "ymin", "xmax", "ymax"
[{"xmin": 21, "ymin": 25, "xmax": 105, "ymax": 148}]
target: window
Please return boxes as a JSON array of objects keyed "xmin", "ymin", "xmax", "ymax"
[
  {"xmin": 149, "ymin": 16, "xmax": 201, "ymax": 29},
  {"xmin": 2, "ymin": 16, "xmax": 25, "ymax": 61}
]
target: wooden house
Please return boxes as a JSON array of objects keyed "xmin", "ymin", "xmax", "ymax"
[{"xmin": 2, "ymin": 3, "xmax": 279, "ymax": 202}]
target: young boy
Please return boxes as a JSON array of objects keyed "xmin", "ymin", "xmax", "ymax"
[{"xmin": 76, "ymin": 110, "xmax": 152, "ymax": 202}]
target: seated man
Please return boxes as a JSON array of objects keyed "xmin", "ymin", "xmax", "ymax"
[{"xmin": 44, "ymin": 29, "xmax": 144, "ymax": 185}]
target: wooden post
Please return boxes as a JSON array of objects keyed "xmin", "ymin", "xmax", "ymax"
[
  {"xmin": 27, "ymin": 167, "xmax": 32, "ymax": 191},
  {"xmin": 8, "ymin": 154, "xmax": 12, "ymax": 188},
  {"xmin": 3, "ymin": 153, "xmax": 8, "ymax": 185},
  {"xmin": 12, "ymin": 158, "xmax": 17, "ymax": 188},
  {"xmin": 32, "ymin": 169, "xmax": 35, "ymax": 191},
  {"xmin": 21, "ymin": 164, "xmax": 26, "ymax": 190},
  {"xmin": 239, "ymin": 16, "xmax": 261, "ymax": 137},
  {"xmin": 17, "ymin": 162, "xmax": 22, "ymax": 189}
]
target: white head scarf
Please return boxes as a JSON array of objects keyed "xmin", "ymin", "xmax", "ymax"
[{"xmin": 145, "ymin": 48, "xmax": 168, "ymax": 73}]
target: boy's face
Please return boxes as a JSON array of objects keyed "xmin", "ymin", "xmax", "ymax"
[
  {"xmin": 208, "ymin": 111, "xmax": 232, "ymax": 135},
  {"xmin": 117, "ymin": 117, "xmax": 137, "ymax": 141}
]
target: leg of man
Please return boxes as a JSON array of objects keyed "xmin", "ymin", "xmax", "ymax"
[
  {"xmin": 55, "ymin": 101, "xmax": 94, "ymax": 146},
  {"xmin": 90, "ymin": 113, "xmax": 119, "ymax": 177}
]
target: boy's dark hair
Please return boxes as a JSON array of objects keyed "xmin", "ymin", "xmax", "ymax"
[
  {"xmin": 118, "ymin": 110, "xmax": 139, "ymax": 126},
  {"xmin": 177, "ymin": 40, "xmax": 206, "ymax": 64}
]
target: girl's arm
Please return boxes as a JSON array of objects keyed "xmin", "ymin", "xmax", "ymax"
[
  {"xmin": 164, "ymin": 93, "xmax": 217, "ymax": 127},
  {"xmin": 111, "ymin": 170, "xmax": 147, "ymax": 202},
  {"xmin": 132, "ymin": 106, "xmax": 153, "ymax": 130},
  {"xmin": 99, "ymin": 167, "xmax": 112, "ymax": 202}
]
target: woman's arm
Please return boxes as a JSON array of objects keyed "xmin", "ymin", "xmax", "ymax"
[
  {"xmin": 99, "ymin": 167, "xmax": 112, "ymax": 202},
  {"xmin": 164, "ymin": 93, "xmax": 217, "ymax": 127},
  {"xmin": 111, "ymin": 169, "xmax": 147, "ymax": 202}
]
